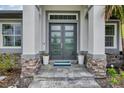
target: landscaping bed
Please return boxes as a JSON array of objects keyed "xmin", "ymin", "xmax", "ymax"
[
  {"xmin": 96, "ymin": 67, "xmax": 124, "ymax": 88},
  {"xmin": 95, "ymin": 78, "xmax": 111, "ymax": 88},
  {"xmin": 0, "ymin": 54, "xmax": 21, "ymax": 88},
  {"xmin": 0, "ymin": 68, "xmax": 21, "ymax": 88},
  {"xmin": 96, "ymin": 76, "xmax": 124, "ymax": 88},
  {"xmin": 96, "ymin": 54, "xmax": 124, "ymax": 88}
]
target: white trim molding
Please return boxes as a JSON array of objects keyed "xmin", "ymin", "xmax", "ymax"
[
  {"xmin": 105, "ymin": 23, "xmax": 117, "ymax": 49},
  {"xmin": 0, "ymin": 20, "xmax": 22, "ymax": 49},
  {"xmin": 46, "ymin": 12, "xmax": 80, "ymax": 53},
  {"xmin": 48, "ymin": 13, "xmax": 79, "ymax": 21}
]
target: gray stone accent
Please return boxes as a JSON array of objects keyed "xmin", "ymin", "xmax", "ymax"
[
  {"xmin": 21, "ymin": 54, "xmax": 41, "ymax": 61},
  {"xmin": 19, "ymin": 53, "xmax": 41, "ymax": 88},
  {"xmin": 0, "ymin": 76, "xmax": 6, "ymax": 81},
  {"xmin": 17, "ymin": 76, "xmax": 33, "ymax": 88},
  {"xmin": 106, "ymin": 54, "xmax": 124, "ymax": 68},
  {"xmin": 105, "ymin": 49, "xmax": 120, "ymax": 54},
  {"xmin": 86, "ymin": 54, "xmax": 107, "ymax": 78},
  {"xmin": 106, "ymin": 54, "xmax": 121, "ymax": 64}
]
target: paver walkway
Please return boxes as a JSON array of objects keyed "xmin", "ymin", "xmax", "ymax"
[{"xmin": 29, "ymin": 64, "xmax": 100, "ymax": 88}]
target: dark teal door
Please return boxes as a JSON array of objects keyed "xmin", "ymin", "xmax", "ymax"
[{"xmin": 49, "ymin": 23, "xmax": 77, "ymax": 60}]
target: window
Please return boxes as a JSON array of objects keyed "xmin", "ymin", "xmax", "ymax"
[
  {"xmin": 105, "ymin": 23, "xmax": 117, "ymax": 48},
  {"xmin": 48, "ymin": 13, "xmax": 78, "ymax": 21},
  {"xmin": 2, "ymin": 23, "xmax": 21, "ymax": 47},
  {"xmin": 50, "ymin": 15, "xmax": 77, "ymax": 20}
]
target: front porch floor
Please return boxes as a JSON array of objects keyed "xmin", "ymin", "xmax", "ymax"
[{"xmin": 29, "ymin": 64, "xmax": 100, "ymax": 88}]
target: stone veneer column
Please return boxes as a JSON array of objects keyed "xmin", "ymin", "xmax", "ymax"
[
  {"xmin": 18, "ymin": 54, "xmax": 41, "ymax": 88},
  {"xmin": 86, "ymin": 5, "xmax": 107, "ymax": 78},
  {"xmin": 86, "ymin": 54, "xmax": 107, "ymax": 78},
  {"xmin": 18, "ymin": 5, "xmax": 41, "ymax": 87},
  {"xmin": 21, "ymin": 54, "xmax": 41, "ymax": 77}
]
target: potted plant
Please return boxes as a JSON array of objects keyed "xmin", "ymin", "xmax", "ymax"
[
  {"xmin": 43, "ymin": 52, "xmax": 49, "ymax": 65},
  {"xmin": 78, "ymin": 53, "xmax": 84, "ymax": 65}
]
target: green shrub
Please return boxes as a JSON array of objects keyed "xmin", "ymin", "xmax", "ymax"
[
  {"xmin": 107, "ymin": 68, "xmax": 124, "ymax": 85},
  {"xmin": 107, "ymin": 68, "xmax": 118, "ymax": 77},
  {"xmin": 0, "ymin": 54, "xmax": 18, "ymax": 74},
  {"xmin": 110, "ymin": 77, "xmax": 120, "ymax": 84},
  {"xmin": 120, "ymin": 70, "xmax": 124, "ymax": 79}
]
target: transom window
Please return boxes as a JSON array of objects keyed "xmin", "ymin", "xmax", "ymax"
[
  {"xmin": 105, "ymin": 23, "xmax": 117, "ymax": 48},
  {"xmin": 48, "ymin": 13, "xmax": 78, "ymax": 20},
  {"xmin": 2, "ymin": 23, "xmax": 21, "ymax": 47}
]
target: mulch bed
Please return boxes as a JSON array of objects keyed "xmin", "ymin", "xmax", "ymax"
[
  {"xmin": 96, "ymin": 77, "xmax": 124, "ymax": 88},
  {"xmin": 0, "ymin": 69, "xmax": 21, "ymax": 88},
  {"xmin": 96, "ymin": 71, "xmax": 124, "ymax": 88},
  {"xmin": 95, "ymin": 78, "xmax": 112, "ymax": 88}
]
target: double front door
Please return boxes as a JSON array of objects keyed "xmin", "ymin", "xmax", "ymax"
[{"xmin": 49, "ymin": 23, "xmax": 77, "ymax": 60}]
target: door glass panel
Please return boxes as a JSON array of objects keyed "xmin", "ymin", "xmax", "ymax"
[
  {"xmin": 51, "ymin": 50, "xmax": 61, "ymax": 55},
  {"xmin": 65, "ymin": 25, "xmax": 74, "ymax": 31},
  {"xmin": 64, "ymin": 38, "xmax": 74, "ymax": 50},
  {"xmin": 65, "ymin": 38, "xmax": 74, "ymax": 44},
  {"xmin": 51, "ymin": 32, "xmax": 61, "ymax": 37},
  {"xmin": 51, "ymin": 38, "xmax": 61, "ymax": 44},
  {"xmin": 51, "ymin": 40, "xmax": 61, "ymax": 55},
  {"xmin": 64, "ymin": 43, "xmax": 74, "ymax": 50},
  {"xmin": 51, "ymin": 25, "xmax": 61, "ymax": 31},
  {"xmin": 65, "ymin": 32, "xmax": 74, "ymax": 37},
  {"xmin": 64, "ymin": 45, "xmax": 74, "ymax": 50}
]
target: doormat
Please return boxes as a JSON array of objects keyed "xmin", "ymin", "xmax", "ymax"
[{"xmin": 54, "ymin": 61, "xmax": 71, "ymax": 66}]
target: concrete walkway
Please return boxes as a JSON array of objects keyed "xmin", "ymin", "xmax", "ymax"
[{"xmin": 29, "ymin": 65, "xmax": 100, "ymax": 88}]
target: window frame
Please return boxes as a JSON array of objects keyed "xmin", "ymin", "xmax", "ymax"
[
  {"xmin": 1, "ymin": 22, "xmax": 22, "ymax": 48},
  {"xmin": 48, "ymin": 13, "xmax": 78, "ymax": 21},
  {"xmin": 105, "ymin": 23, "xmax": 117, "ymax": 49}
]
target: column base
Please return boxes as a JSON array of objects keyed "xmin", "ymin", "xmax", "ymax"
[
  {"xmin": 86, "ymin": 54, "xmax": 107, "ymax": 78},
  {"xmin": 18, "ymin": 54, "xmax": 41, "ymax": 87}
]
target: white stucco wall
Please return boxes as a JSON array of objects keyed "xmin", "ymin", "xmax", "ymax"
[
  {"xmin": 0, "ymin": 5, "xmax": 122, "ymax": 55},
  {"xmin": 34, "ymin": 6, "xmax": 41, "ymax": 53},
  {"xmin": 88, "ymin": 8, "xmax": 94, "ymax": 53},
  {"xmin": 88, "ymin": 6, "xmax": 105, "ymax": 55},
  {"xmin": 23, "ymin": 5, "xmax": 35, "ymax": 55},
  {"xmin": 40, "ymin": 5, "xmax": 88, "ymax": 52},
  {"xmin": 80, "ymin": 8, "xmax": 88, "ymax": 51},
  {"xmin": 22, "ymin": 5, "xmax": 121, "ymax": 56},
  {"xmin": 23, "ymin": 5, "xmax": 41, "ymax": 55}
]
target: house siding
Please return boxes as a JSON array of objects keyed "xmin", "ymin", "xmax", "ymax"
[
  {"xmin": 0, "ymin": 11, "xmax": 22, "ymax": 18},
  {"xmin": 0, "ymin": 48, "xmax": 22, "ymax": 53},
  {"xmin": 0, "ymin": 6, "xmax": 122, "ymax": 55}
]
